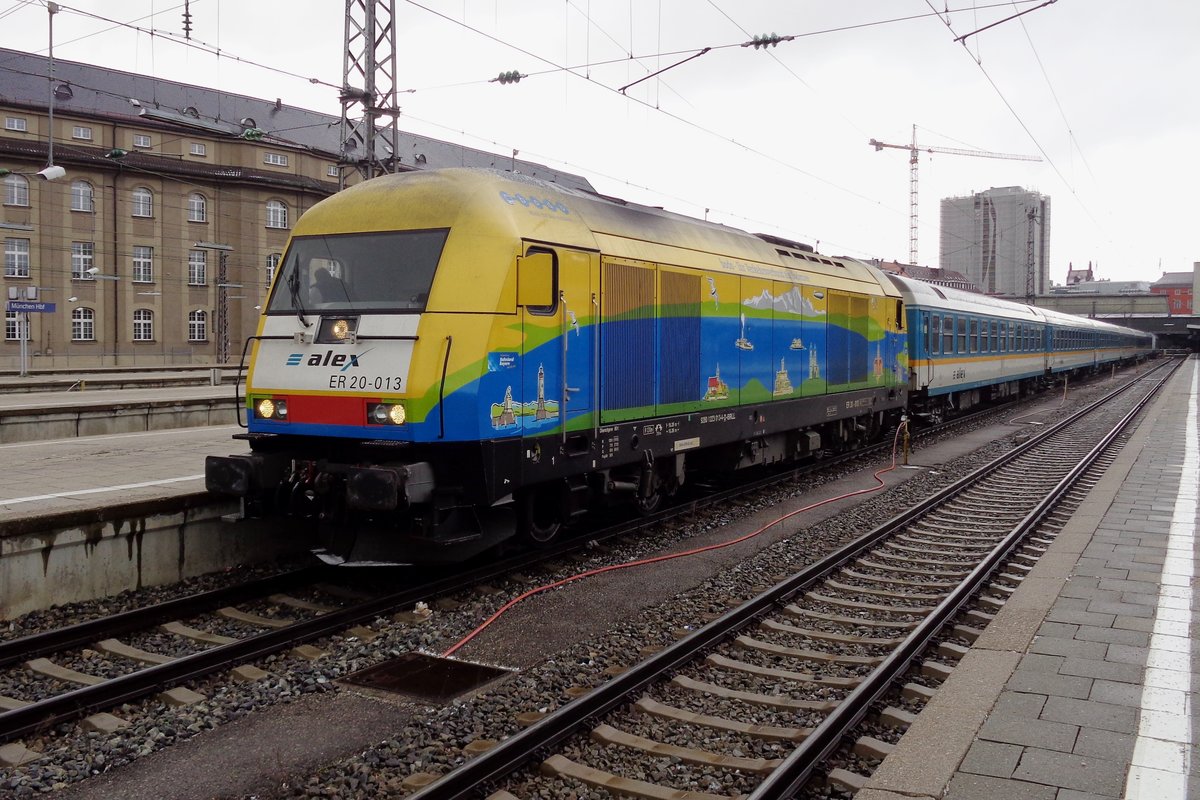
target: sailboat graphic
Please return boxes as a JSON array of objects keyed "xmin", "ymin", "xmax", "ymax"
[
  {"xmin": 734, "ymin": 312, "xmax": 754, "ymax": 351},
  {"xmin": 789, "ymin": 337, "xmax": 805, "ymax": 350}
]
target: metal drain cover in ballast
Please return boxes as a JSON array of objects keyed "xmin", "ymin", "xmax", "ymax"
[{"xmin": 342, "ymin": 652, "xmax": 511, "ymax": 703}]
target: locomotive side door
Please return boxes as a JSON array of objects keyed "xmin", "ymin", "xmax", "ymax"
[{"xmin": 517, "ymin": 244, "xmax": 598, "ymax": 443}]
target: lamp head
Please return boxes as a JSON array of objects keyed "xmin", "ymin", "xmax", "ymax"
[{"xmin": 37, "ymin": 165, "xmax": 66, "ymax": 181}]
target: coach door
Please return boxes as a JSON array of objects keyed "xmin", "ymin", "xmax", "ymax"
[{"xmin": 517, "ymin": 244, "xmax": 598, "ymax": 443}]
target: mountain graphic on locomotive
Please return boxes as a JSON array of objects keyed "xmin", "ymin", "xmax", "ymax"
[{"xmin": 205, "ymin": 168, "xmax": 1153, "ymax": 564}]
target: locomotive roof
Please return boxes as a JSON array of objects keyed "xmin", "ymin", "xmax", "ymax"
[{"xmin": 316, "ymin": 168, "xmax": 901, "ymax": 297}]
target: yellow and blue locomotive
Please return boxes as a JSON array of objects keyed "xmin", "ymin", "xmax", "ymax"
[{"xmin": 206, "ymin": 168, "xmax": 913, "ymax": 562}]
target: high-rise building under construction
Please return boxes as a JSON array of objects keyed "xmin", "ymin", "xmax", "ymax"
[{"xmin": 940, "ymin": 186, "xmax": 1050, "ymax": 297}]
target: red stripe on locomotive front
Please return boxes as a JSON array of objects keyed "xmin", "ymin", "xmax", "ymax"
[{"xmin": 285, "ymin": 394, "xmax": 370, "ymax": 426}]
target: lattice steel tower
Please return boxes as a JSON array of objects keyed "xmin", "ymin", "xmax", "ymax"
[{"xmin": 340, "ymin": 0, "xmax": 400, "ymax": 186}]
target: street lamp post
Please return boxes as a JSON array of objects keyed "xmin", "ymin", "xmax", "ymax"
[{"xmin": 195, "ymin": 241, "xmax": 233, "ymax": 363}]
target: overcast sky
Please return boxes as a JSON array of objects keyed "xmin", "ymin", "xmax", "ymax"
[{"xmin": 2, "ymin": 0, "xmax": 1195, "ymax": 284}]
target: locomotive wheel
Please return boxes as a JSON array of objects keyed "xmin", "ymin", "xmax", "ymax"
[
  {"xmin": 633, "ymin": 487, "xmax": 664, "ymax": 516},
  {"xmin": 518, "ymin": 486, "xmax": 563, "ymax": 544}
]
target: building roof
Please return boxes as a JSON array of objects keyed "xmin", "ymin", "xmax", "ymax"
[
  {"xmin": 1152, "ymin": 271, "xmax": 1195, "ymax": 288},
  {"xmin": 0, "ymin": 47, "xmax": 593, "ymax": 191}
]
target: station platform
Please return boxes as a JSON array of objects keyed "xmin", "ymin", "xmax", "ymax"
[
  {"xmin": 0, "ymin": 378, "xmax": 239, "ymax": 444},
  {"xmin": 860, "ymin": 355, "xmax": 1198, "ymax": 800}
]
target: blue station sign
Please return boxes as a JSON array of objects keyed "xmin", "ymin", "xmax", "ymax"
[{"xmin": 5, "ymin": 301, "xmax": 56, "ymax": 313}]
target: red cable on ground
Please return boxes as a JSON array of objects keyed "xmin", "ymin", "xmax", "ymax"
[{"xmin": 440, "ymin": 421, "xmax": 909, "ymax": 658}]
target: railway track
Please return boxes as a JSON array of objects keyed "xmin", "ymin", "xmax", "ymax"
[
  {"xmin": 397, "ymin": 358, "xmax": 1177, "ymax": 800},
  {"xmin": 0, "ymin": 363, "xmax": 1155, "ymax": 763}
]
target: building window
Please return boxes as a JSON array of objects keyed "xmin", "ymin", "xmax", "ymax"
[
  {"xmin": 132, "ymin": 245, "xmax": 154, "ymax": 282},
  {"xmin": 266, "ymin": 253, "xmax": 281, "ymax": 286},
  {"xmin": 133, "ymin": 309, "xmax": 154, "ymax": 341},
  {"xmin": 133, "ymin": 133, "xmax": 152, "ymax": 149},
  {"xmin": 189, "ymin": 142, "xmax": 207, "ymax": 156},
  {"xmin": 266, "ymin": 199, "xmax": 288, "ymax": 229},
  {"xmin": 72, "ymin": 125, "xmax": 93, "ymax": 140},
  {"xmin": 5, "ymin": 312, "xmax": 31, "ymax": 341},
  {"xmin": 71, "ymin": 307, "xmax": 95, "ymax": 341},
  {"xmin": 70, "ymin": 180, "xmax": 95, "ymax": 212},
  {"xmin": 4, "ymin": 238, "xmax": 30, "ymax": 277},
  {"xmin": 187, "ymin": 192, "xmax": 207, "ymax": 223},
  {"xmin": 71, "ymin": 242, "xmax": 95, "ymax": 278},
  {"xmin": 188, "ymin": 250, "xmax": 207, "ymax": 285},
  {"xmin": 4, "ymin": 117, "xmax": 27, "ymax": 132},
  {"xmin": 188, "ymin": 310, "xmax": 208, "ymax": 341},
  {"xmin": 131, "ymin": 187, "xmax": 153, "ymax": 217},
  {"xmin": 264, "ymin": 152, "xmax": 288, "ymax": 167},
  {"xmin": 326, "ymin": 165, "xmax": 339, "ymax": 177},
  {"xmin": 4, "ymin": 173, "xmax": 29, "ymax": 206}
]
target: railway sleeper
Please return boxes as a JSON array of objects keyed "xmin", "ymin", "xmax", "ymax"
[
  {"xmin": 804, "ymin": 591, "xmax": 936, "ymax": 616},
  {"xmin": 758, "ymin": 618, "xmax": 906, "ymax": 647},
  {"xmin": 705, "ymin": 653, "xmax": 863, "ymax": 689},
  {"xmin": 872, "ymin": 548, "xmax": 979, "ymax": 569},
  {"xmin": 826, "ymin": 768, "xmax": 869, "ymax": 793},
  {"xmin": 952, "ymin": 624, "xmax": 987, "ymax": 643},
  {"xmin": 899, "ymin": 527, "xmax": 1004, "ymax": 543},
  {"xmin": 783, "ymin": 605, "xmax": 919, "ymax": 630},
  {"xmin": 822, "ymin": 578, "xmax": 948, "ymax": 603},
  {"xmin": 894, "ymin": 534, "xmax": 997, "ymax": 553},
  {"xmin": 591, "ymin": 723, "xmax": 782, "ymax": 775},
  {"xmin": 634, "ymin": 696, "xmax": 812, "ymax": 742},
  {"xmin": 539, "ymin": 754, "xmax": 730, "ymax": 800},
  {"xmin": 854, "ymin": 557, "xmax": 969, "ymax": 579},
  {"xmin": 734, "ymin": 635, "xmax": 884, "ymax": 668},
  {"xmin": 840, "ymin": 567, "xmax": 959, "ymax": 590},
  {"xmin": 673, "ymin": 673, "xmax": 841, "ymax": 710}
]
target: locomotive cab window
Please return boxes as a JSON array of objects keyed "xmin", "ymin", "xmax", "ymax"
[{"xmin": 266, "ymin": 229, "xmax": 448, "ymax": 315}]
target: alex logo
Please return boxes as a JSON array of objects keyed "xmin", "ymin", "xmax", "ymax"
[{"xmin": 286, "ymin": 351, "xmax": 362, "ymax": 371}]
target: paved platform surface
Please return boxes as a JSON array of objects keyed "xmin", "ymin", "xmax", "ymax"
[
  {"xmin": 0, "ymin": 425, "xmax": 239, "ymax": 523},
  {"xmin": 860, "ymin": 355, "xmax": 1198, "ymax": 800}
]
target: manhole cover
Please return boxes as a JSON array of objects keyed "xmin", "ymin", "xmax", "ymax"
[{"xmin": 342, "ymin": 652, "xmax": 511, "ymax": 703}]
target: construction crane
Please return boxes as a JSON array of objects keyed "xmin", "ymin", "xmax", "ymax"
[{"xmin": 869, "ymin": 124, "xmax": 1040, "ymax": 265}]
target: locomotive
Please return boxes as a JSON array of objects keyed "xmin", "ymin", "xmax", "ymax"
[{"xmin": 205, "ymin": 168, "xmax": 1151, "ymax": 563}]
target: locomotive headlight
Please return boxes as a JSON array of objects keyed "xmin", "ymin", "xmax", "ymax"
[
  {"xmin": 254, "ymin": 397, "xmax": 288, "ymax": 420},
  {"xmin": 330, "ymin": 318, "xmax": 351, "ymax": 340},
  {"xmin": 367, "ymin": 402, "xmax": 406, "ymax": 425}
]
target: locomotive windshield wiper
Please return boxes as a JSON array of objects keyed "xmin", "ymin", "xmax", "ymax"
[{"xmin": 287, "ymin": 270, "xmax": 309, "ymax": 327}]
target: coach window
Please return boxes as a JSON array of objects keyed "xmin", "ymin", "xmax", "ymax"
[
  {"xmin": 990, "ymin": 321, "xmax": 998, "ymax": 352},
  {"xmin": 944, "ymin": 315, "xmax": 955, "ymax": 354},
  {"xmin": 999, "ymin": 322, "xmax": 1007, "ymax": 352},
  {"xmin": 931, "ymin": 314, "xmax": 941, "ymax": 354},
  {"xmin": 968, "ymin": 318, "xmax": 978, "ymax": 353},
  {"xmin": 920, "ymin": 312, "xmax": 930, "ymax": 354}
]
